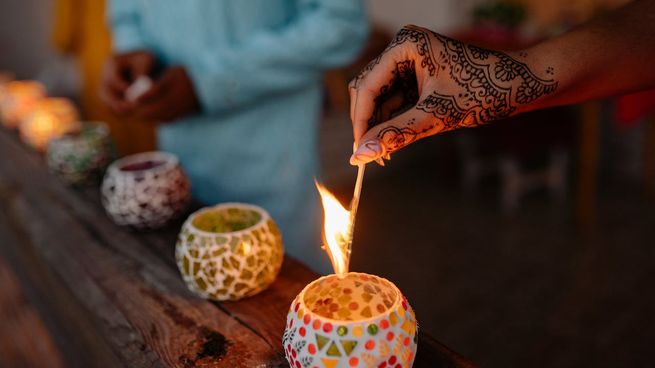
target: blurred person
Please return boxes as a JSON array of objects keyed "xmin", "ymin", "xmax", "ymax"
[
  {"xmin": 52, "ymin": 0, "xmax": 156, "ymax": 154},
  {"xmin": 348, "ymin": 0, "xmax": 655, "ymax": 165},
  {"xmin": 100, "ymin": 1, "xmax": 368, "ymax": 272}
]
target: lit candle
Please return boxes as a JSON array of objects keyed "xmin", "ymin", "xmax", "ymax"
[
  {"xmin": 284, "ymin": 182, "xmax": 419, "ymax": 368},
  {"xmin": 19, "ymin": 97, "xmax": 80, "ymax": 151},
  {"xmin": 0, "ymin": 81, "xmax": 46, "ymax": 129}
]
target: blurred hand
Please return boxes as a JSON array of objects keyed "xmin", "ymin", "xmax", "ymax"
[
  {"xmin": 348, "ymin": 25, "xmax": 557, "ymax": 165},
  {"xmin": 99, "ymin": 51, "xmax": 156, "ymax": 115},
  {"xmin": 132, "ymin": 66, "xmax": 200, "ymax": 122}
]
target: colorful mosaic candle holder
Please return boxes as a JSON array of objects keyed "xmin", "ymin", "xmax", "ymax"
[
  {"xmin": 101, "ymin": 151, "xmax": 191, "ymax": 229},
  {"xmin": 19, "ymin": 97, "xmax": 81, "ymax": 151},
  {"xmin": 0, "ymin": 81, "xmax": 46, "ymax": 129},
  {"xmin": 176, "ymin": 203, "xmax": 284, "ymax": 301},
  {"xmin": 284, "ymin": 272, "xmax": 418, "ymax": 368},
  {"xmin": 46, "ymin": 122, "xmax": 115, "ymax": 185}
]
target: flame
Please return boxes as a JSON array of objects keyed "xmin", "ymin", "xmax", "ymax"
[{"xmin": 315, "ymin": 180, "xmax": 351, "ymax": 276}]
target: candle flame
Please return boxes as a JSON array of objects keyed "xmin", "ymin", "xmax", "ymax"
[{"xmin": 315, "ymin": 180, "xmax": 351, "ymax": 277}]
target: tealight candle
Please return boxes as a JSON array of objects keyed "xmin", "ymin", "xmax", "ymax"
[
  {"xmin": 0, "ymin": 81, "xmax": 46, "ymax": 129},
  {"xmin": 284, "ymin": 181, "xmax": 420, "ymax": 367},
  {"xmin": 101, "ymin": 151, "xmax": 191, "ymax": 229},
  {"xmin": 46, "ymin": 122, "xmax": 115, "ymax": 185},
  {"xmin": 284, "ymin": 272, "xmax": 418, "ymax": 368},
  {"xmin": 19, "ymin": 97, "xmax": 80, "ymax": 151},
  {"xmin": 176, "ymin": 203, "xmax": 284, "ymax": 301}
]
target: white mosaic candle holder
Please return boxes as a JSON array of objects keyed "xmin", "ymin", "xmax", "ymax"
[
  {"xmin": 0, "ymin": 81, "xmax": 45, "ymax": 129},
  {"xmin": 176, "ymin": 203, "xmax": 284, "ymax": 301},
  {"xmin": 19, "ymin": 97, "xmax": 81, "ymax": 151},
  {"xmin": 284, "ymin": 273, "xmax": 418, "ymax": 368},
  {"xmin": 101, "ymin": 151, "xmax": 191, "ymax": 229}
]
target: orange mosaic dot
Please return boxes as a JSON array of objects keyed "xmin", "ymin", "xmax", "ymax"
[
  {"xmin": 380, "ymin": 320, "xmax": 390, "ymax": 329},
  {"xmin": 365, "ymin": 340, "xmax": 376, "ymax": 350},
  {"xmin": 349, "ymin": 357, "xmax": 359, "ymax": 366},
  {"xmin": 386, "ymin": 331, "xmax": 395, "ymax": 341},
  {"xmin": 308, "ymin": 343, "xmax": 317, "ymax": 355},
  {"xmin": 313, "ymin": 320, "xmax": 321, "ymax": 330},
  {"xmin": 303, "ymin": 314, "xmax": 311, "ymax": 325}
]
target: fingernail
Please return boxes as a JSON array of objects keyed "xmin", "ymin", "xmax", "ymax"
[{"xmin": 349, "ymin": 139, "xmax": 384, "ymax": 165}]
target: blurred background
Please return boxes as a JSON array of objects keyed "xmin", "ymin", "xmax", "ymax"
[{"xmin": 2, "ymin": 0, "xmax": 655, "ymax": 367}]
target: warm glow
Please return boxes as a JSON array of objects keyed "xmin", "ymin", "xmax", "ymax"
[{"xmin": 315, "ymin": 181, "xmax": 351, "ymax": 277}]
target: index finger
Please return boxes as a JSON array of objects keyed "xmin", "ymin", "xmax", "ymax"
[{"xmin": 349, "ymin": 51, "xmax": 402, "ymax": 146}]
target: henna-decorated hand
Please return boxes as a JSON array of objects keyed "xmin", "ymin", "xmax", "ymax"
[{"xmin": 348, "ymin": 25, "xmax": 558, "ymax": 165}]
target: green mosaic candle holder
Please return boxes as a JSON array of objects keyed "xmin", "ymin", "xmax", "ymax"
[
  {"xmin": 175, "ymin": 203, "xmax": 284, "ymax": 301},
  {"xmin": 46, "ymin": 122, "xmax": 115, "ymax": 185},
  {"xmin": 284, "ymin": 273, "xmax": 418, "ymax": 368}
]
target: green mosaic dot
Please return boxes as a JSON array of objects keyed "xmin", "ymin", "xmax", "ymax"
[
  {"xmin": 337, "ymin": 326, "xmax": 348, "ymax": 336},
  {"xmin": 367, "ymin": 323, "xmax": 378, "ymax": 335}
]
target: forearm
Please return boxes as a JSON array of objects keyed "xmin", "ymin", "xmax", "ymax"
[{"xmin": 516, "ymin": 0, "xmax": 655, "ymax": 113}]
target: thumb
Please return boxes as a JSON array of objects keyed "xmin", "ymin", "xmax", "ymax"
[{"xmin": 349, "ymin": 107, "xmax": 432, "ymax": 166}]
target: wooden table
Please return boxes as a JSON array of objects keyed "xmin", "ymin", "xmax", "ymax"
[{"xmin": 0, "ymin": 128, "xmax": 475, "ymax": 368}]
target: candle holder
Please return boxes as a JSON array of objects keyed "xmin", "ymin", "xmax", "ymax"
[
  {"xmin": 284, "ymin": 272, "xmax": 418, "ymax": 368},
  {"xmin": 19, "ymin": 97, "xmax": 80, "ymax": 151},
  {"xmin": 176, "ymin": 203, "xmax": 284, "ymax": 301},
  {"xmin": 0, "ymin": 81, "xmax": 46, "ymax": 129},
  {"xmin": 46, "ymin": 122, "xmax": 116, "ymax": 185},
  {"xmin": 101, "ymin": 151, "xmax": 191, "ymax": 229}
]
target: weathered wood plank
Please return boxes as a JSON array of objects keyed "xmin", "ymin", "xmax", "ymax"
[
  {"xmin": 0, "ymin": 256, "xmax": 65, "ymax": 368},
  {"xmin": 0, "ymin": 127, "xmax": 476, "ymax": 367},
  {"xmin": 0, "ymin": 130, "xmax": 284, "ymax": 367}
]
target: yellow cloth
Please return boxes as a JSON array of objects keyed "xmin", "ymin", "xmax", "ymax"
[{"xmin": 51, "ymin": 0, "xmax": 155, "ymax": 154}]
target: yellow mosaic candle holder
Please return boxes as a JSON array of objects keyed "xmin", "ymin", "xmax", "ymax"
[
  {"xmin": 176, "ymin": 203, "xmax": 284, "ymax": 301},
  {"xmin": 0, "ymin": 81, "xmax": 46, "ymax": 129},
  {"xmin": 284, "ymin": 273, "xmax": 418, "ymax": 368},
  {"xmin": 19, "ymin": 97, "xmax": 80, "ymax": 151}
]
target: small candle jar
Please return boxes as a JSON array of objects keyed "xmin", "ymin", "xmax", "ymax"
[
  {"xmin": 101, "ymin": 151, "xmax": 191, "ymax": 229},
  {"xmin": 46, "ymin": 122, "xmax": 116, "ymax": 185},
  {"xmin": 176, "ymin": 203, "xmax": 284, "ymax": 301},
  {"xmin": 0, "ymin": 81, "xmax": 46, "ymax": 129},
  {"xmin": 284, "ymin": 273, "xmax": 418, "ymax": 368},
  {"xmin": 19, "ymin": 97, "xmax": 80, "ymax": 151}
]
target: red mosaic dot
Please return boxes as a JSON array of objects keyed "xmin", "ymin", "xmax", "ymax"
[
  {"xmin": 308, "ymin": 343, "xmax": 317, "ymax": 355},
  {"xmin": 287, "ymin": 344, "xmax": 292, "ymax": 352},
  {"xmin": 380, "ymin": 320, "xmax": 390, "ymax": 329},
  {"xmin": 395, "ymin": 364, "xmax": 402, "ymax": 368},
  {"xmin": 403, "ymin": 336, "xmax": 410, "ymax": 346},
  {"xmin": 365, "ymin": 340, "xmax": 376, "ymax": 350},
  {"xmin": 349, "ymin": 357, "xmax": 359, "ymax": 366},
  {"xmin": 299, "ymin": 327, "xmax": 306, "ymax": 337},
  {"xmin": 343, "ymin": 288, "xmax": 352, "ymax": 294},
  {"xmin": 289, "ymin": 319, "xmax": 293, "ymax": 328},
  {"xmin": 323, "ymin": 322, "xmax": 333, "ymax": 333},
  {"xmin": 292, "ymin": 349, "xmax": 297, "ymax": 358},
  {"xmin": 378, "ymin": 362, "xmax": 387, "ymax": 368},
  {"xmin": 295, "ymin": 361, "xmax": 301, "ymax": 368},
  {"xmin": 402, "ymin": 299, "xmax": 408, "ymax": 310},
  {"xmin": 294, "ymin": 303, "xmax": 300, "ymax": 312},
  {"xmin": 348, "ymin": 302, "xmax": 359, "ymax": 310},
  {"xmin": 303, "ymin": 314, "xmax": 311, "ymax": 325},
  {"xmin": 388, "ymin": 356, "xmax": 397, "ymax": 364},
  {"xmin": 386, "ymin": 331, "xmax": 395, "ymax": 341},
  {"xmin": 312, "ymin": 320, "xmax": 321, "ymax": 330}
]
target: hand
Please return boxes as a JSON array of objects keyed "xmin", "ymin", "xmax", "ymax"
[
  {"xmin": 132, "ymin": 66, "xmax": 200, "ymax": 122},
  {"xmin": 348, "ymin": 25, "xmax": 558, "ymax": 165},
  {"xmin": 99, "ymin": 51, "xmax": 156, "ymax": 115}
]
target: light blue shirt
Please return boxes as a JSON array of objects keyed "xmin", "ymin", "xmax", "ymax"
[{"xmin": 109, "ymin": 0, "xmax": 368, "ymax": 273}]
